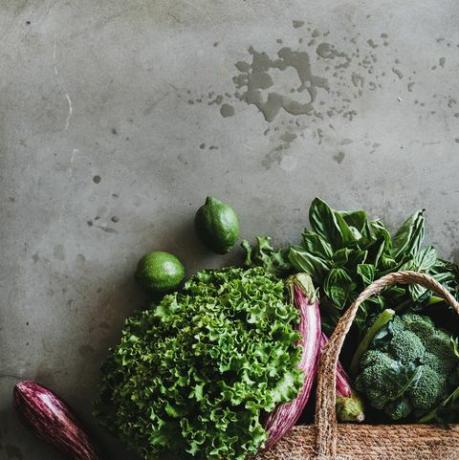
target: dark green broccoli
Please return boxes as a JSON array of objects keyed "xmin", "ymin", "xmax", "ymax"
[{"xmin": 354, "ymin": 311, "xmax": 458, "ymax": 421}]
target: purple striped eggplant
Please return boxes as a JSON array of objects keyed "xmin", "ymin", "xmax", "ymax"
[
  {"xmin": 264, "ymin": 273, "xmax": 321, "ymax": 450},
  {"xmin": 319, "ymin": 333, "xmax": 365, "ymax": 422},
  {"xmin": 14, "ymin": 381, "xmax": 100, "ymax": 460}
]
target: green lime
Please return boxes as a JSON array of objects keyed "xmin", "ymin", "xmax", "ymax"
[
  {"xmin": 135, "ymin": 251, "xmax": 185, "ymax": 292},
  {"xmin": 195, "ymin": 196, "xmax": 240, "ymax": 254}
]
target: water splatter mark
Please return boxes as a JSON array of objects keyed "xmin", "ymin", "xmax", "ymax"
[
  {"xmin": 316, "ymin": 43, "xmax": 352, "ymax": 69},
  {"xmin": 220, "ymin": 104, "xmax": 235, "ymax": 117},
  {"xmin": 280, "ymin": 131, "xmax": 298, "ymax": 144},
  {"xmin": 199, "ymin": 143, "xmax": 206, "ymax": 149},
  {"xmin": 367, "ymin": 39, "xmax": 378, "ymax": 49},
  {"xmin": 340, "ymin": 138, "xmax": 353, "ymax": 145},
  {"xmin": 392, "ymin": 67, "xmax": 403, "ymax": 79},
  {"xmin": 439, "ymin": 57, "xmax": 446, "ymax": 68},
  {"xmin": 407, "ymin": 82, "xmax": 415, "ymax": 92},
  {"xmin": 262, "ymin": 130, "xmax": 299, "ymax": 168},
  {"xmin": 292, "ymin": 20, "xmax": 305, "ymax": 29},
  {"xmin": 93, "ymin": 175, "xmax": 101, "ymax": 184},
  {"xmin": 233, "ymin": 46, "xmax": 329, "ymax": 122},
  {"xmin": 208, "ymin": 95, "xmax": 223, "ymax": 106},
  {"xmin": 333, "ymin": 151, "xmax": 345, "ymax": 164},
  {"xmin": 111, "ymin": 216, "xmax": 119, "ymax": 223},
  {"xmin": 351, "ymin": 72, "xmax": 364, "ymax": 88}
]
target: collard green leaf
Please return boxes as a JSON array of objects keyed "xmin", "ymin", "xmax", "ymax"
[
  {"xmin": 324, "ymin": 268, "xmax": 355, "ymax": 309},
  {"xmin": 392, "ymin": 211, "xmax": 425, "ymax": 260},
  {"xmin": 401, "ymin": 246, "xmax": 438, "ymax": 301},
  {"xmin": 309, "ymin": 198, "xmax": 357, "ymax": 249},
  {"xmin": 288, "ymin": 246, "xmax": 330, "ymax": 283},
  {"xmin": 339, "ymin": 209, "xmax": 368, "ymax": 241},
  {"xmin": 357, "ymin": 264, "xmax": 375, "ymax": 285},
  {"xmin": 369, "ymin": 219, "xmax": 392, "ymax": 250},
  {"xmin": 333, "ymin": 248, "xmax": 353, "ymax": 266},
  {"xmin": 302, "ymin": 230, "xmax": 333, "ymax": 259}
]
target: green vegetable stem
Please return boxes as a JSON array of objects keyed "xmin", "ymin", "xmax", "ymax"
[{"xmin": 350, "ymin": 309, "xmax": 395, "ymax": 376}]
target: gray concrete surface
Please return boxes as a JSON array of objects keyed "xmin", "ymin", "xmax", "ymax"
[{"xmin": 1, "ymin": 0, "xmax": 459, "ymax": 458}]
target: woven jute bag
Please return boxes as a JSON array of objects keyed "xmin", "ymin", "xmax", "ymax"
[{"xmin": 256, "ymin": 271, "xmax": 459, "ymax": 460}]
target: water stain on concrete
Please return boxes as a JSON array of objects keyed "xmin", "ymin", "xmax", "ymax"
[
  {"xmin": 316, "ymin": 43, "xmax": 351, "ymax": 68},
  {"xmin": 75, "ymin": 254, "xmax": 86, "ymax": 269},
  {"xmin": 392, "ymin": 67, "xmax": 403, "ymax": 79},
  {"xmin": 96, "ymin": 226, "xmax": 118, "ymax": 234},
  {"xmin": 292, "ymin": 20, "xmax": 305, "ymax": 29},
  {"xmin": 367, "ymin": 39, "xmax": 378, "ymax": 49},
  {"xmin": 333, "ymin": 151, "xmax": 345, "ymax": 164},
  {"xmin": 233, "ymin": 46, "xmax": 329, "ymax": 122},
  {"xmin": 351, "ymin": 72, "xmax": 365, "ymax": 88},
  {"xmin": 220, "ymin": 103, "xmax": 235, "ymax": 117}
]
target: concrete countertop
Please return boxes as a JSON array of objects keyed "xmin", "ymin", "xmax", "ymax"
[{"xmin": 1, "ymin": 1, "xmax": 458, "ymax": 458}]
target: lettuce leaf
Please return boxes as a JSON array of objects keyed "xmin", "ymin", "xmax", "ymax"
[{"xmin": 95, "ymin": 267, "xmax": 302, "ymax": 460}]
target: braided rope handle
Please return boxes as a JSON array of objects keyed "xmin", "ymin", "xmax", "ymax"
[{"xmin": 314, "ymin": 271, "xmax": 459, "ymax": 458}]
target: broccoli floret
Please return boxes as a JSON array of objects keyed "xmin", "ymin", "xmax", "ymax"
[
  {"xmin": 425, "ymin": 331, "xmax": 457, "ymax": 363},
  {"xmin": 389, "ymin": 330, "xmax": 425, "ymax": 364},
  {"xmin": 385, "ymin": 398, "xmax": 412, "ymax": 420},
  {"xmin": 402, "ymin": 313, "xmax": 435, "ymax": 344},
  {"xmin": 354, "ymin": 313, "xmax": 458, "ymax": 422},
  {"xmin": 355, "ymin": 352, "xmax": 403, "ymax": 409},
  {"xmin": 408, "ymin": 366, "xmax": 445, "ymax": 411}
]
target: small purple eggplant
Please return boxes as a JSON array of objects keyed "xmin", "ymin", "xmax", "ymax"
[
  {"xmin": 14, "ymin": 381, "xmax": 100, "ymax": 460},
  {"xmin": 264, "ymin": 273, "xmax": 321, "ymax": 450}
]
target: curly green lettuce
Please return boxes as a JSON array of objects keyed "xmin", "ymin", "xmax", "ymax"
[{"xmin": 94, "ymin": 267, "xmax": 303, "ymax": 460}]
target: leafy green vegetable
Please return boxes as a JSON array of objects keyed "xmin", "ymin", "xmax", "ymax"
[
  {"xmin": 287, "ymin": 198, "xmax": 459, "ymax": 336},
  {"xmin": 241, "ymin": 236, "xmax": 292, "ymax": 278},
  {"xmin": 95, "ymin": 267, "xmax": 303, "ymax": 460},
  {"xmin": 354, "ymin": 313, "xmax": 459, "ymax": 421}
]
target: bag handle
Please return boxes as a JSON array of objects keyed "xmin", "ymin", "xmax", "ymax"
[{"xmin": 314, "ymin": 271, "xmax": 459, "ymax": 458}]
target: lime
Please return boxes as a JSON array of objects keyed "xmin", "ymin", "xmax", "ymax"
[
  {"xmin": 135, "ymin": 251, "xmax": 185, "ymax": 292},
  {"xmin": 195, "ymin": 196, "xmax": 240, "ymax": 254}
]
